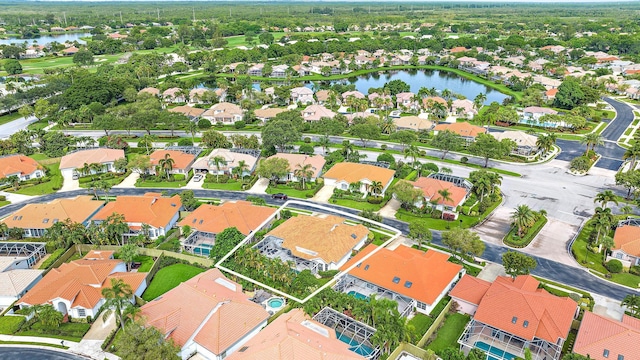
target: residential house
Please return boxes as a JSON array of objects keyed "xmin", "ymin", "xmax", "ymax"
[
  {"xmin": 450, "ymin": 47, "xmax": 468, "ymax": 54},
  {"xmin": 189, "ymin": 88, "xmax": 209, "ymax": 104},
  {"xmin": 140, "ymin": 269, "xmax": 269, "ymax": 360},
  {"xmin": 247, "ymin": 63, "xmax": 264, "ymax": 76},
  {"xmin": 291, "ymin": 87, "xmax": 315, "ymax": 105},
  {"xmin": 522, "ymin": 106, "xmax": 558, "ymax": 122},
  {"xmin": 368, "ymin": 93, "xmax": 393, "ymax": 110},
  {"xmin": 254, "ymin": 215, "xmax": 369, "ymax": 273},
  {"xmin": 138, "ymin": 87, "xmax": 160, "ymax": 97},
  {"xmin": 191, "ymin": 148, "xmax": 258, "ymax": 177},
  {"xmin": 270, "ymin": 64, "xmax": 289, "ymax": 78},
  {"xmin": 59, "ymin": 148, "xmax": 125, "ymax": 178},
  {"xmin": 573, "ymin": 310, "xmax": 639, "ymax": 360},
  {"xmin": 268, "ymin": 153, "xmax": 326, "ymax": 182},
  {"xmin": 544, "ymin": 88, "xmax": 558, "ymax": 102},
  {"xmin": 492, "ymin": 131, "xmax": 540, "ymax": 159},
  {"xmin": 162, "ymin": 87, "xmax": 186, "ymax": 103},
  {"xmin": 338, "ymin": 245, "xmax": 463, "ymax": 317},
  {"xmin": 451, "ymin": 274, "xmax": 577, "ymax": 360},
  {"xmin": 608, "ymin": 223, "xmax": 640, "ymax": 267},
  {"xmin": 91, "ymin": 193, "xmax": 182, "ymax": 239},
  {"xmin": 254, "ymin": 108, "xmax": 286, "ymax": 123},
  {"xmin": 0, "ymin": 268, "xmax": 42, "ymax": 310},
  {"xmin": 342, "ymin": 91, "xmax": 366, "ymax": 101},
  {"xmin": 1, "ymin": 196, "xmax": 104, "ymax": 238},
  {"xmin": 315, "ymin": 90, "xmax": 331, "ymax": 105},
  {"xmin": 202, "ymin": 102, "xmax": 244, "ymax": 124},
  {"xmin": 450, "ymin": 99, "xmax": 478, "ymax": 119},
  {"xmin": 411, "ymin": 176, "xmax": 471, "ymax": 218},
  {"xmin": 18, "ymin": 251, "xmax": 147, "ymax": 318},
  {"xmin": 433, "ymin": 122, "xmax": 487, "ymax": 145},
  {"xmin": 226, "ymin": 308, "xmax": 365, "ymax": 360},
  {"xmin": 168, "ymin": 105, "xmax": 205, "ymax": 120},
  {"xmin": 61, "ymin": 46, "xmax": 79, "ymax": 55},
  {"xmin": 149, "ymin": 150, "xmax": 196, "ymax": 175},
  {"xmin": 393, "ymin": 116, "xmax": 434, "ymax": 131},
  {"xmin": 396, "ymin": 92, "xmax": 419, "ymax": 111},
  {"xmin": 0, "ymin": 155, "xmax": 44, "ymax": 182},
  {"xmin": 301, "ymin": 104, "xmax": 336, "ymax": 122},
  {"xmin": 323, "ymin": 162, "xmax": 395, "ymax": 196}
]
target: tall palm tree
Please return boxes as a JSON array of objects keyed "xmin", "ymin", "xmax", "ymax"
[
  {"xmin": 437, "ymin": 188, "xmax": 454, "ymax": 218},
  {"xmin": 81, "ymin": 163, "xmax": 91, "ymax": 177},
  {"xmin": 187, "ymin": 121, "xmax": 198, "ymax": 143},
  {"xmin": 380, "ymin": 118, "xmax": 396, "ymax": 135},
  {"xmin": 210, "ymin": 156, "xmax": 226, "ymax": 182},
  {"xmin": 102, "ymin": 278, "xmax": 134, "ymax": 332},
  {"xmin": 622, "ymin": 294, "xmax": 640, "ymax": 316},
  {"xmin": 236, "ymin": 160, "xmax": 249, "ymax": 181},
  {"xmin": 594, "ymin": 190, "xmax": 618, "ymax": 209},
  {"xmin": 158, "ymin": 154, "xmax": 175, "ymax": 181},
  {"xmin": 293, "ymin": 163, "xmax": 314, "ymax": 190},
  {"xmin": 317, "ymin": 135, "xmax": 331, "ymax": 154},
  {"xmin": 368, "ymin": 181, "xmax": 384, "ymax": 196},
  {"xmin": 511, "ymin": 204, "xmax": 537, "ymax": 237},
  {"xmin": 404, "ymin": 145, "xmax": 423, "ymax": 168},
  {"xmin": 592, "ymin": 207, "xmax": 614, "ymax": 246},
  {"xmin": 623, "ymin": 143, "xmax": 640, "ymax": 170},
  {"xmin": 536, "ymin": 133, "xmax": 557, "ymax": 155},
  {"xmin": 580, "ymin": 132, "xmax": 604, "ymax": 154},
  {"xmin": 140, "ymin": 134, "xmax": 155, "ymax": 155},
  {"xmin": 89, "ymin": 163, "xmax": 103, "ymax": 179},
  {"xmin": 473, "ymin": 93, "xmax": 487, "ymax": 111}
]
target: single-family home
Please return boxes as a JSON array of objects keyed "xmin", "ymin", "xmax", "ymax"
[
  {"xmin": 162, "ymin": 87, "xmax": 186, "ymax": 103},
  {"xmin": 393, "ymin": 116, "xmax": 434, "ymax": 131},
  {"xmin": 254, "ymin": 215, "xmax": 369, "ymax": 273},
  {"xmin": 0, "ymin": 155, "xmax": 44, "ymax": 182},
  {"xmin": 91, "ymin": 193, "xmax": 182, "ymax": 239},
  {"xmin": 573, "ymin": 310, "xmax": 640, "ymax": 360},
  {"xmin": 314, "ymin": 90, "xmax": 331, "ymax": 105},
  {"xmin": 149, "ymin": 150, "xmax": 196, "ymax": 175},
  {"xmin": 368, "ymin": 93, "xmax": 393, "ymax": 110},
  {"xmin": 191, "ymin": 148, "xmax": 258, "ymax": 177},
  {"xmin": 290, "ymin": 87, "xmax": 315, "ymax": 104},
  {"xmin": 396, "ymin": 92, "xmax": 419, "ymax": 111},
  {"xmin": 168, "ymin": 105, "xmax": 205, "ymax": 120},
  {"xmin": 18, "ymin": 251, "xmax": 147, "ymax": 319},
  {"xmin": 301, "ymin": 104, "xmax": 336, "ymax": 122},
  {"xmin": 138, "ymin": 87, "xmax": 160, "ymax": 97},
  {"xmin": 338, "ymin": 245, "xmax": 463, "ymax": 316},
  {"xmin": 608, "ymin": 223, "xmax": 640, "ymax": 267},
  {"xmin": 270, "ymin": 64, "xmax": 289, "ymax": 78},
  {"xmin": 1, "ymin": 196, "xmax": 104, "ymax": 238},
  {"xmin": 323, "ymin": 162, "xmax": 395, "ymax": 196},
  {"xmin": 247, "ymin": 63, "xmax": 264, "ymax": 77},
  {"xmin": 59, "ymin": 148, "xmax": 125, "ymax": 178},
  {"xmin": 226, "ymin": 308, "xmax": 365, "ymax": 360},
  {"xmin": 0, "ymin": 268, "xmax": 43, "ymax": 310},
  {"xmin": 544, "ymin": 88, "xmax": 558, "ymax": 102},
  {"xmin": 411, "ymin": 176, "xmax": 470, "ymax": 218},
  {"xmin": 254, "ymin": 108, "xmax": 287, "ymax": 123},
  {"xmin": 492, "ymin": 131, "xmax": 540, "ymax": 159},
  {"xmin": 61, "ymin": 46, "xmax": 79, "ymax": 55},
  {"xmin": 189, "ymin": 88, "xmax": 209, "ymax": 104},
  {"xmin": 451, "ymin": 274, "xmax": 578, "ymax": 360},
  {"xmin": 202, "ymin": 102, "xmax": 244, "ymax": 124},
  {"xmin": 522, "ymin": 106, "xmax": 558, "ymax": 122},
  {"xmin": 140, "ymin": 269, "xmax": 269, "ymax": 360},
  {"xmin": 342, "ymin": 90, "xmax": 366, "ymax": 101},
  {"xmin": 450, "ymin": 99, "xmax": 478, "ymax": 119},
  {"xmin": 433, "ymin": 122, "xmax": 487, "ymax": 145},
  {"xmin": 268, "ymin": 153, "xmax": 326, "ymax": 182}
]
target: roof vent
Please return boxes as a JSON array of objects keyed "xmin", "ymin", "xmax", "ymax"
[
  {"xmin": 392, "ymin": 277, "xmax": 400, "ymax": 284},
  {"xmin": 42, "ymin": 219, "xmax": 49, "ymax": 224},
  {"xmin": 511, "ymin": 316, "xmax": 517, "ymax": 324}
]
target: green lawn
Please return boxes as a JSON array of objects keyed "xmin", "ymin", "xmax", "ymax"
[
  {"xmin": 202, "ymin": 181, "xmax": 245, "ymax": 191},
  {"xmin": 17, "ymin": 322, "xmax": 91, "ymax": 342},
  {"xmin": 135, "ymin": 255, "xmax": 155, "ymax": 272},
  {"xmin": 142, "ymin": 264, "xmax": 206, "ymax": 301},
  {"xmin": 0, "ymin": 201, "xmax": 10, "ymax": 208},
  {"xmin": 266, "ymin": 184, "xmax": 316, "ymax": 199},
  {"xmin": 0, "ymin": 340, "xmax": 67, "ymax": 349},
  {"xmin": 13, "ymin": 162, "xmax": 62, "ymax": 196},
  {"xmin": 331, "ymin": 198, "xmax": 385, "ymax": 211},
  {"xmin": 408, "ymin": 313, "xmax": 433, "ymax": 343},
  {"xmin": 135, "ymin": 180, "xmax": 185, "ymax": 188},
  {"xmin": 0, "ymin": 112, "xmax": 23, "ymax": 126},
  {"xmin": 426, "ymin": 313, "xmax": 471, "ymax": 354},
  {"xmin": 0, "ymin": 316, "xmax": 25, "ymax": 334}
]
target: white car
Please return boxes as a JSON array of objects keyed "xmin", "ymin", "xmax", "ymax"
[{"xmin": 193, "ymin": 174, "xmax": 204, "ymax": 182}]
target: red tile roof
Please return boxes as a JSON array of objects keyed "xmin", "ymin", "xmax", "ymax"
[
  {"xmin": 449, "ymin": 274, "xmax": 491, "ymax": 305},
  {"xmin": 149, "ymin": 150, "xmax": 196, "ymax": 171},
  {"xmin": 573, "ymin": 311, "xmax": 640, "ymax": 360},
  {"xmin": 178, "ymin": 201, "xmax": 276, "ymax": 235},
  {"xmin": 0, "ymin": 155, "xmax": 42, "ymax": 177},
  {"xmin": 613, "ymin": 225, "xmax": 640, "ymax": 257},
  {"xmin": 411, "ymin": 177, "xmax": 468, "ymax": 207},
  {"xmin": 433, "ymin": 122, "xmax": 486, "ymax": 138},
  {"xmin": 92, "ymin": 193, "xmax": 181, "ymax": 229},
  {"xmin": 341, "ymin": 245, "xmax": 462, "ymax": 306}
]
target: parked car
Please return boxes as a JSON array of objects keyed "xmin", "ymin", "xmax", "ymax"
[
  {"xmin": 193, "ymin": 174, "xmax": 204, "ymax": 182},
  {"xmin": 72, "ymin": 173, "xmax": 79, "ymax": 180},
  {"xmin": 271, "ymin": 193, "xmax": 288, "ymax": 200}
]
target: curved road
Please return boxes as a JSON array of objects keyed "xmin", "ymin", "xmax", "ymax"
[
  {"xmin": 0, "ymin": 347, "xmax": 84, "ymax": 360},
  {"xmin": 2, "ymin": 188, "xmax": 635, "ymax": 301}
]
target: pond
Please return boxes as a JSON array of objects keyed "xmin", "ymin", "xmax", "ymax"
[
  {"xmin": 246, "ymin": 69, "xmax": 508, "ymax": 105},
  {"xmin": 0, "ymin": 33, "xmax": 90, "ymax": 46}
]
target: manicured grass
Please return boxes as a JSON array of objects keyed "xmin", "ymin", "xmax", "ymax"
[
  {"xmin": 0, "ymin": 201, "xmax": 10, "ymax": 208},
  {"xmin": 202, "ymin": 181, "xmax": 245, "ymax": 191},
  {"xmin": 426, "ymin": 313, "xmax": 471, "ymax": 353},
  {"xmin": 142, "ymin": 264, "xmax": 206, "ymax": 301},
  {"xmin": 135, "ymin": 255, "xmax": 155, "ymax": 272},
  {"xmin": 135, "ymin": 180, "xmax": 185, "ymax": 188},
  {"xmin": 0, "ymin": 316, "xmax": 25, "ymax": 334},
  {"xmin": 503, "ymin": 215, "xmax": 547, "ymax": 248},
  {"xmin": 396, "ymin": 209, "xmax": 479, "ymax": 230},
  {"xmin": 17, "ymin": 322, "xmax": 91, "ymax": 342},
  {"xmin": 266, "ymin": 183, "xmax": 317, "ymax": 198},
  {"xmin": 13, "ymin": 162, "xmax": 62, "ymax": 196},
  {"xmin": 0, "ymin": 112, "xmax": 23, "ymax": 126},
  {"xmin": 79, "ymin": 172, "xmax": 130, "ymax": 188},
  {"xmin": 408, "ymin": 313, "xmax": 433, "ymax": 342},
  {"xmin": 0, "ymin": 340, "xmax": 68, "ymax": 349},
  {"xmin": 331, "ymin": 198, "xmax": 385, "ymax": 211}
]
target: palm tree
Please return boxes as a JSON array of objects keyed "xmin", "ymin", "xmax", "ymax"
[
  {"xmin": 368, "ymin": 181, "xmax": 384, "ymax": 196},
  {"xmin": 536, "ymin": 133, "xmax": 557, "ymax": 155},
  {"xmin": 98, "ymin": 180, "xmax": 113, "ymax": 202},
  {"xmin": 81, "ymin": 163, "xmax": 91, "ymax": 177},
  {"xmin": 622, "ymin": 294, "xmax": 640, "ymax": 316},
  {"xmin": 437, "ymin": 188, "xmax": 454, "ymax": 218},
  {"xmin": 473, "ymin": 93, "xmax": 487, "ymax": 111},
  {"xmin": 592, "ymin": 207, "xmax": 614, "ymax": 247},
  {"xmin": 317, "ymin": 135, "xmax": 331, "ymax": 154},
  {"xmin": 623, "ymin": 143, "xmax": 640, "ymax": 170},
  {"xmin": 511, "ymin": 204, "xmax": 537, "ymax": 237},
  {"xmin": 158, "ymin": 154, "xmax": 175, "ymax": 181},
  {"xmin": 293, "ymin": 163, "xmax": 314, "ymax": 190},
  {"xmin": 102, "ymin": 278, "xmax": 134, "ymax": 332},
  {"xmin": 380, "ymin": 118, "xmax": 396, "ymax": 134},
  {"xmin": 404, "ymin": 145, "xmax": 423, "ymax": 168},
  {"xmin": 210, "ymin": 156, "xmax": 226, "ymax": 182},
  {"xmin": 89, "ymin": 163, "xmax": 103, "ymax": 179},
  {"xmin": 187, "ymin": 121, "xmax": 198, "ymax": 143},
  {"xmin": 0, "ymin": 222, "xmax": 7, "ymax": 240},
  {"xmin": 140, "ymin": 134, "xmax": 155, "ymax": 155},
  {"xmin": 580, "ymin": 132, "xmax": 604, "ymax": 154},
  {"xmin": 620, "ymin": 205, "xmax": 633, "ymax": 215},
  {"xmin": 594, "ymin": 190, "xmax": 618, "ymax": 209},
  {"xmin": 6, "ymin": 175, "xmax": 20, "ymax": 191}
]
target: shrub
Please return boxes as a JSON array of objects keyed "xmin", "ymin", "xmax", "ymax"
[
  {"xmin": 234, "ymin": 120, "xmax": 246, "ymax": 129},
  {"xmin": 198, "ymin": 119, "xmax": 212, "ymax": 129},
  {"xmin": 380, "ymin": 144, "xmax": 387, "ymax": 151},
  {"xmin": 423, "ymin": 162, "xmax": 439, "ymax": 173},
  {"xmin": 605, "ymin": 259, "xmax": 623, "ymax": 273},
  {"xmin": 431, "ymin": 210, "xmax": 442, "ymax": 219},
  {"xmin": 0, "ymin": 195, "xmax": 6, "ymax": 201},
  {"xmin": 376, "ymin": 153, "xmax": 395, "ymax": 166},
  {"xmin": 39, "ymin": 248, "xmax": 67, "ymax": 269},
  {"xmin": 177, "ymin": 138, "xmax": 194, "ymax": 146},
  {"xmin": 299, "ymin": 144, "xmax": 315, "ymax": 155},
  {"xmin": 630, "ymin": 266, "xmax": 640, "ymax": 276},
  {"xmin": 304, "ymin": 137, "xmax": 311, "ymax": 143},
  {"xmin": 460, "ymin": 156, "xmax": 469, "ymax": 164},
  {"xmin": 367, "ymin": 196, "xmax": 383, "ymax": 204}
]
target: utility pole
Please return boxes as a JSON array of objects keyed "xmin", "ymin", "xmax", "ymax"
[{"xmin": 63, "ymin": 12, "xmax": 67, "ymax": 27}]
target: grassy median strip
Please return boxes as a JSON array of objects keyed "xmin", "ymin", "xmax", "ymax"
[{"xmin": 503, "ymin": 215, "xmax": 547, "ymax": 248}]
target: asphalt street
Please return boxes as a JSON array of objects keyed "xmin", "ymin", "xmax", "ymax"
[
  {"xmin": 0, "ymin": 115, "xmax": 38, "ymax": 139},
  {"xmin": 0, "ymin": 348, "xmax": 84, "ymax": 360},
  {"xmin": 1, "ymin": 188, "xmax": 634, "ymax": 301}
]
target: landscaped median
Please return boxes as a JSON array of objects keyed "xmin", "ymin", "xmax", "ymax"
[{"xmin": 503, "ymin": 211, "xmax": 547, "ymax": 248}]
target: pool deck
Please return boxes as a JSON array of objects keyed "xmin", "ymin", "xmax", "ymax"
[{"xmin": 462, "ymin": 335, "xmax": 525, "ymax": 360}]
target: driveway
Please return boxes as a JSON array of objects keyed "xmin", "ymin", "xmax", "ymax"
[
  {"xmin": 247, "ymin": 178, "xmax": 269, "ymax": 194},
  {"xmin": 378, "ymin": 198, "xmax": 401, "ymax": 218},
  {"xmin": 473, "ymin": 206, "xmax": 512, "ymax": 246},
  {"xmin": 59, "ymin": 171, "xmax": 80, "ymax": 192},
  {"xmin": 311, "ymin": 185, "xmax": 335, "ymax": 203},
  {"xmin": 0, "ymin": 191, "xmax": 33, "ymax": 205},
  {"xmin": 113, "ymin": 172, "xmax": 139, "ymax": 188},
  {"xmin": 184, "ymin": 174, "xmax": 204, "ymax": 189},
  {"xmin": 524, "ymin": 218, "xmax": 580, "ymax": 267}
]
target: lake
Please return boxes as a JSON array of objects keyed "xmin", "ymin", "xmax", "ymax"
[
  {"xmin": 0, "ymin": 33, "xmax": 90, "ymax": 46},
  {"xmin": 247, "ymin": 69, "xmax": 508, "ymax": 105}
]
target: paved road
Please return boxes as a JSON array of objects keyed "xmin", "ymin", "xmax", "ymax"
[
  {"xmin": 0, "ymin": 115, "xmax": 38, "ymax": 139},
  {"xmin": 0, "ymin": 347, "xmax": 84, "ymax": 360},
  {"xmin": 1, "ymin": 188, "xmax": 635, "ymax": 301}
]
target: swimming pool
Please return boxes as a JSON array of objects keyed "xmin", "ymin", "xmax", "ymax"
[
  {"xmin": 336, "ymin": 330, "xmax": 374, "ymax": 357},
  {"xmin": 192, "ymin": 244, "xmax": 213, "ymax": 256},
  {"xmin": 347, "ymin": 290, "xmax": 369, "ymax": 301},
  {"xmin": 474, "ymin": 341, "xmax": 517, "ymax": 360}
]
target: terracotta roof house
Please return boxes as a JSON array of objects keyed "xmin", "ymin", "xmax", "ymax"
[
  {"xmin": 268, "ymin": 153, "xmax": 326, "ymax": 182},
  {"xmin": 451, "ymin": 274, "xmax": 578, "ymax": 360},
  {"xmin": 62, "ymin": 46, "xmax": 79, "ymax": 55},
  {"xmin": 59, "ymin": 148, "xmax": 125, "ymax": 178},
  {"xmin": 323, "ymin": 162, "xmax": 395, "ymax": 196},
  {"xmin": 301, "ymin": 104, "xmax": 336, "ymax": 122},
  {"xmin": 609, "ymin": 224, "xmax": 640, "ymax": 268},
  {"xmin": 140, "ymin": 269, "xmax": 269, "ymax": 360},
  {"xmin": 255, "ymin": 215, "xmax": 369, "ymax": 273},
  {"xmin": 91, "ymin": 193, "xmax": 182, "ymax": 239},
  {"xmin": 492, "ymin": 130, "xmax": 540, "ymax": 159},
  {"xmin": 411, "ymin": 176, "xmax": 470, "ymax": 217},
  {"xmin": 315, "ymin": 89, "xmax": 331, "ymax": 104},
  {"xmin": 339, "ymin": 245, "xmax": 463, "ymax": 316},
  {"xmin": 18, "ymin": 252, "xmax": 147, "ymax": 319},
  {"xmin": 573, "ymin": 310, "xmax": 640, "ymax": 360},
  {"xmin": 138, "ymin": 87, "xmax": 160, "ymax": 97},
  {"xmin": 433, "ymin": 122, "xmax": 487, "ymax": 145},
  {"xmin": 450, "ymin": 46, "xmax": 468, "ymax": 53},
  {"xmin": 202, "ymin": 102, "xmax": 244, "ymax": 124},
  {"xmin": 162, "ymin": 87, "xmax": 186, "ymax": 103},
  {"xmin": 179, "ymin": 201, "xmax": 277, "ymax": 255},
  {"xmin": 149, "ymin": 150, "xmax": 196, "ymax": 175},
  {"xmin": 544, "ymin": 88, "xmax": 558, "ymax": 101},
  {"xmin": 168, "ymin": 105, "xmax": 205, "ymax": 119},
  {"xmin": 191, "ymin": 148, "xmax": 258, "ymax": 177},
  {"xmin": 254, "ymin": 108, "xmax": 286, "ymax": 123},
  {"xmin": 2, "ymin": 196, "xmax": 104, "ymax": 238},
  {"xmin": 393, "ymin": 116, "xmax": 434, "ymax": 131},
  {"xmin": 342, "ymin": 90, "xmax": 366, "ymax": 100},
  {"xmin": 291, "ymin": 87, "xmax": 315, "ymax": 105},
  {"xmin": 226, "ymin": 309, "xmax": 364, "ymax": 360},
  {"xmin": 0, "ymin": 155, "xmax": 44, "ymax": 182}
]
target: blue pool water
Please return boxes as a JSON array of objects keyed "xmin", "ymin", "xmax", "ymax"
[
  {"xmin": 336, "ymin": 331, "xmax": 374, "ymax": 357},
  {"xmin": 347, "ymin": 291, "xmax": 369, "ymax": 301},
  {"xmin": 474, "ymin": 341, "xmax": 517, "ymax": 360},
  {"xmin": 193, "ymin": 244, "xmax": 213, "ymax": 256},
  {"xmin": 267, "ymin": 298, "xmax": 284, "ymax": 308}
]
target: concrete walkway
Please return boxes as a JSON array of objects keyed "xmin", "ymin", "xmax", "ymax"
[
  {"xmin": 0, "ymin": 334, "xmax": 79, "ymax": 348},
  {"xmin": 246, "ymin": 178, "xmax": 268, "ymax": 194},
  {"xmin": 0, "ymin": 191, "xmax": 33, "ymax": 204},
  {"xmin": 310, "ymin": 185, "xmax": 334, "ymax": 203},
  {"xmin": 113, "ymin": 172, "xmax": 139, "ymax": 188}
]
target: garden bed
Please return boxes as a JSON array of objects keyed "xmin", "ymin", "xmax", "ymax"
[
  {"xmin": 78, "ymin": 171, "xmax": 130, "ymax": 188},
  {"xmin": 503, "ymin": 215, "xmax": 547, "ymax": 248}
]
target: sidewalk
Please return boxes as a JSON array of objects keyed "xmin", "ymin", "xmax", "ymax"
[{"xmin": 0, "ymin": 191, "xmax": 34, "ymax": 204}]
